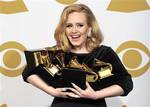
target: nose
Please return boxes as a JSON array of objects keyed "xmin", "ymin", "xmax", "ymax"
[{"xmin": 71, "ymin": 26, "xmax": 77, "ymax": 33}]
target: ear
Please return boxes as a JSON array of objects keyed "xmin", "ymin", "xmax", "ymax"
[
  {"xmin": 87, "ymin": 27, "xmax": 92, "ymax": 37},
  {"xmin": 88, "ymin": 27, "xmax": 92, "ymax": 32}
]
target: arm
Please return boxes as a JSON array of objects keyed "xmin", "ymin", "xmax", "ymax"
[
  {"xmin": 27, "ymin": 74, "xmax": 55, "ymax": 96},
  {"xmin": 70, "ymin": 82, "xmax": 124, "ymax": 100},
  {"xmin": 27, "ymin": 74, "xmax": 78, "ymax": 98},
  {"xmin": 22, "ymin": 65, "xmax": 78, "ymax": 98},
  {"xmin": 22, "ymin": 50, "xmax": 80, "ymax": 98},
  {"xmin": 95, "ymin": 84, "xmax": 124, "ymax": 99},
  {"xmin": 69, "ymin": 46, "xmax": 133, "ymax": 99}
]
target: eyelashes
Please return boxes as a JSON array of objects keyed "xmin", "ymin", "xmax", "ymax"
[
  {"xmin": 66, "ymin": 23, "xmax": 84, "ymax": 28},
  {"xmin": 78, "ymin": 24, "xmax": 84, "ymax": 27},
  {"xmin": 66, "ymin": 24, "xmax": 72, "ymax": 28}
]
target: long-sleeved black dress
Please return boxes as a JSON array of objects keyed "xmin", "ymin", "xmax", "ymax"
[{"xmin": 22, "ymin": 45, "xmax": 133, "ymax": 107}]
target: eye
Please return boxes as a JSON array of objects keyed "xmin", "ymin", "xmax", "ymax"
[
  {"xmin": 116, "ymin": 40, "xmax": 150, "ymax": 77},
  {"xmin": 0, "ymin": 41, "xmax": 26, "ymax": 77},
  {"xmin": 66, "ymin": 24, "xmax": 72, "ymax": 28},
  {"xmin": 77, "ymin": 24, "xmax": 84, "ymax": 27}
]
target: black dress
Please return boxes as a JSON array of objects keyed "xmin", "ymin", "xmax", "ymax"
[{"xmin": 22, "ymin": 45, "xmax": 133, "ymax": 107}]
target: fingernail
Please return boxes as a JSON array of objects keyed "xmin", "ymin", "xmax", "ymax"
[
  {"xmin": 62, "ymin": 88, "xmax": 66, "ymax": 91},
  {"xmin": 74, "ymin": 95, "xmax": 80, "ymax": 98}
]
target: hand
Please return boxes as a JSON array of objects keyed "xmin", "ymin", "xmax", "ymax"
[
  {"xmin": 51, "ymin": 87, "xmax": 80, "ymax": 99},
  {"xmin": 70, "ymin": 82, "xmax": 99, "ymax": 100}
]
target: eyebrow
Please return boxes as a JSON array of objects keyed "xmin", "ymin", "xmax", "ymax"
[{"xmin": 66, "ymin": 22, "xmax": 85, "ymax": 25}]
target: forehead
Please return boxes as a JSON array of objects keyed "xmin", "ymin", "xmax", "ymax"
[{"xmin": 66, "ymin": 12, "xmax": 87, "ymax": 23}]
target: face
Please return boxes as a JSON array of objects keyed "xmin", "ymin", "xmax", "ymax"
[{"xmin": 65, "ymin": 12, "xmax": 91, "ymax": 49}]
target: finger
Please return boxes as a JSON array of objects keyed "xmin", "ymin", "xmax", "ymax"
[
  {"xmin": 58, "ymin": 87, "xmax": 68, "ymax": 92},
  {"xmin": 86, "ymin": 82, "xmax": 92, "ymax": 89},
  {"xmin": 67, "ymin": 88, "xmax": 81, "ymax": 96},
  {"xmin": 67, "ymin": 93, "xmax": 80, "ymax": 98},
  {"xmin": 61, "ymin": 91, "xmax": 73, "ymax": 98},
  {"xmin": 60, "ymin": 87, "xmax": 70, "ymax": 92},
  {"xmin": 71, "ymin": 83, "xmax": 83, "ymax": 93},
  {"xmin": 62, "ymin": 88, "xmax": 67, "ymax": 92},
  {"xmin": 60, "ymin": 92, "xmax": 68, "ymax": 98}
]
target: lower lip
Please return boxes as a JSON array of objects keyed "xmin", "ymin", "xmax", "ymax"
[{"xmin": 71, "ymin": 37, "xmax": 80, "ymax": 41}]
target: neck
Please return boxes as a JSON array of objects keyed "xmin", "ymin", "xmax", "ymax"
[{"xmin": 71, "ymin": 46, "xmax": 89, "ymax": 54}]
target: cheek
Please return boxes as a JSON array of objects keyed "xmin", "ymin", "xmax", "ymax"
[
  {"xmin": 65, "ymin": 30, "xmax": 71, "ymax": 40},
  {"xmin": 65, "ymin": 29, "xmax": 70, "ymax": 36},
  {"xmin": 81, "ymin": 29, "xmax": 88, "ymax": 36}
]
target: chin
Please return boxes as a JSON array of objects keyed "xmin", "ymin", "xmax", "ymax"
[
  {"xmin": 71, "ymin": 43, "xmax": 81, "ymax": 46},
  {"xmin": 71, "ymin": 42, "xmax": 80, "ymax": 46}
]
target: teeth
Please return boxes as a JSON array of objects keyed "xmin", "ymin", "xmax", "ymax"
[{"xmin": 71, "ymin": 35, "xmax": 80, "ymax": 38}]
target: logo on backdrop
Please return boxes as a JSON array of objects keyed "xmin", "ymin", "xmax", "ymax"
[
  {"xmin": 0, "ymin": 104, "xmax": 7, "ymax": 107},
  {"xmin": 0, "ymin": 41, "xmax": 26, "ymax": 77},
  {"xmin": 56, "ymin": 0, "xmax": 77, "ymax": 4},
  {"xmin": 0, "ymin": 0, "xmax": 149, "ymax": 14},
  {"xmin": 0, "ymin": 41, "xmax": 149, "ymax": 78},
  {"xmin": 116, "ymin": 40, "xmax": 150, "ymax": 77},
  {"xmin": 0, "ymin": 0, "xmax": 28, "ymax": 14},
  {"xmin": 107, "ymin": 0, "xmax": 150, "ymax": 12}
]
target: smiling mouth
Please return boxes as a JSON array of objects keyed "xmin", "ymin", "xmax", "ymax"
[{"xmin": 70, "ymin": 35, "xmax": 81, "ymax": 40}]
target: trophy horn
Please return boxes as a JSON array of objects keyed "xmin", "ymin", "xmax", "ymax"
[{"xmin": 68, "ymin": 57, "xmax": 83, "ymax": 69}]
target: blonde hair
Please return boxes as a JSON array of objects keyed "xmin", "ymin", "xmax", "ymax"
[{"xmin": 54, "ymin": 4, "xmax": 103, "ymax": 52}]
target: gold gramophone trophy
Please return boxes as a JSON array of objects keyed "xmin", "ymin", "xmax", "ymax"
[
  {"xmin": 33, "ymin": 50, "xmax": 61, "ymax": 77},
  {"xmin": 24, "ymin": 46, "xmax": 64, "ymax": 77},
  {"xmin": 93, "ymin": 58, "xmax": 113, "ymax": 79},
  {"xmin": 68, "ymin": 57, "xmax": 113, "ymax": 82},
  {"xmin": 24, "ymin": 46, "xmax": 113, "ymax": 89}
]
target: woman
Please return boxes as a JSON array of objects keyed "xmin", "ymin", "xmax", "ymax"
[{"xmin": 22, "ymin": 4, "xmax": 133, "ymax": 107}]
